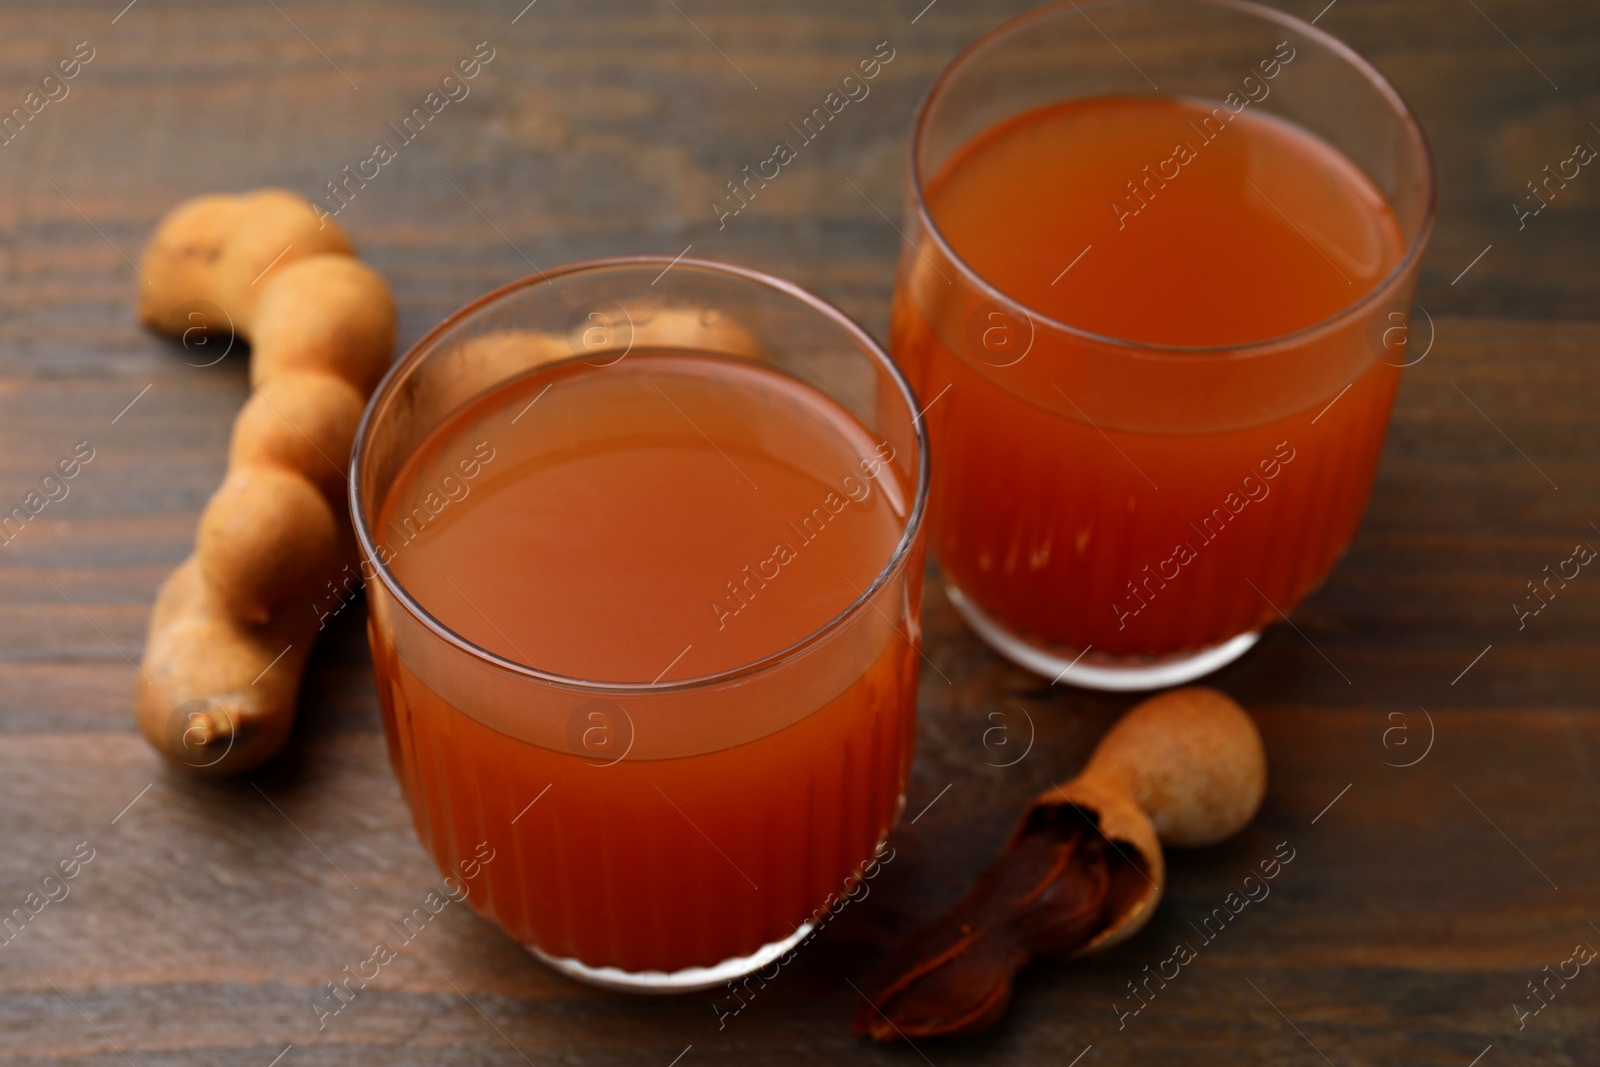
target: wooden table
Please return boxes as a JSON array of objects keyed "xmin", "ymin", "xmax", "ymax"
[{"xmin": 2, "ymin": 1, "xmax": 1596, "ymax": 1063}]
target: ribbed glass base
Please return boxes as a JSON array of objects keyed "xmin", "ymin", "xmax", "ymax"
[
  {"xmin": 526, "ymin": 921, "xmax": 814, "ymax": 994},
  {"xmin": 947, "ymin": 583, "xmax": 1260, "ymax": 691}
]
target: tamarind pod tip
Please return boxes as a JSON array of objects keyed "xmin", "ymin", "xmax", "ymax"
[
  {"xmin": 1077, "ymin": 686, "xmax": 1267, "ymax": 848},
  {"xmin": 137, "ymin": 189, "xmax": 354, "ymax": 336},
  {"xmin": 136, "ymin": 193, "xmax": 248, "ymax": 332},
  {"xmin": 135, "ymin": 558, "xmax": 317, "ymax": 776}
]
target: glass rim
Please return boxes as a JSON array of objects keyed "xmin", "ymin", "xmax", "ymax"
[
  {"xmin": 905, "ymin": 0, "xmax": 1439, "ymax": 359},
  {"xmin": 349, "ymin": 255, "xmax": 932, "ymax": 696}
]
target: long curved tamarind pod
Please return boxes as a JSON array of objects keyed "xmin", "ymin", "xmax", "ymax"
[{"xmin": 133, "ymin": 190, "xmax": 395, "ymax": 775}]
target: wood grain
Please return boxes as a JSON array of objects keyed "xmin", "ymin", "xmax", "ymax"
[{"xmin": 0, "ymin": 0, "xmax": 1596, "ymax": 1063}]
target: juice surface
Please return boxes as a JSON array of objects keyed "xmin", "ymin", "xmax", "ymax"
[
  {"xmin": 380, "ymin": 350, "xmax": 906, "ymax": 683},
  {"xmin": 898, "ymin": 95, "xmax": 1408, "ymax": 657},
  {"xmin": 371, "ymin": 349, "xmax": 920, "ymax": 973},
  {"xmin": 928, "ymin": 95, "xmax": 1399, "ymax": 346}
]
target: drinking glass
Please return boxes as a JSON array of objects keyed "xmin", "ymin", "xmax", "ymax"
[
  {"xmin": 351, "ymin": 258, "xmax": 928, "ymax": 991},
  {"xmin": 894, "ymin": 0, "xmax": 1435, "ymax": 689}
]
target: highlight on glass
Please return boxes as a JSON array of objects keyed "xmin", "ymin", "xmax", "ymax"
[
  {"xmin": 893, "ymin": 0, "xmax": 1435, "ymax": 690},
  {"xmin": 351, "ymin": 258, "xmax": 929, "ymax": 991}
]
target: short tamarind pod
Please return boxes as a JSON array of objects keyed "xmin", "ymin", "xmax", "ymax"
[
  {"xmin": 134, "ymin": 558, "xmax": 317, "ymax": 775},
  {"xmin": 1028, "ymin": 687, "xmax": 1265, "ymax": 955},
  {"xmin": 249, "ymin": 257, "xmax": 396, "ymax": 395},
  {"xmin": 856, "ymin": 687, "xmax": 1266, "ymax": 1041},
  {"xmin": 229, "ymin": 371, "xmax": 366, "ymax": 502},
  {"xmin": 195, "ymin": 465, "xmax": 341, "ymax": 625}
]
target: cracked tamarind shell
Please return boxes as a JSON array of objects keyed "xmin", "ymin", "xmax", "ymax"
[{"xmin": 1026, "ymin": 686, "xmax": 1268, "ymax": 955}]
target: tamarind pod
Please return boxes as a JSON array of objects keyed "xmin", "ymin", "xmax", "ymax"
[
  {"xmin": 249, "ymin": 257, "xmax": 396, "ymax": 395},
  {"xmin": 133, "ymin": 186, "xmax": 391, "ymax": 774},
  {"xmin": 856, "ymin": 688, "xmax": 1265, "ymax": 1042},
  {"xmin": 133, "ymin": 187, "xmax": 393, "ymax": 774},
  {"xmin": 134, "ymin": 558, "xmax": 318, "ymax": 777}
]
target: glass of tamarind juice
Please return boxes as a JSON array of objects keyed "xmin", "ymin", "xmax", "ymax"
[
  {"xmin": 895, "ymin": 0, "xmax": 1434, "ymax": 688},
  {"xmin": 351, "ymin": 258, "xmax": 927, "ymax": 991}
]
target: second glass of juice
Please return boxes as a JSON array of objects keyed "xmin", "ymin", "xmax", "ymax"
[
  {"xmin": 896, "ymin": 0, "xmax": 1434, "ymax": 689},
  {"xmin": 352, "ymin": 259, "xmax": 928, "ymax": 990}
]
